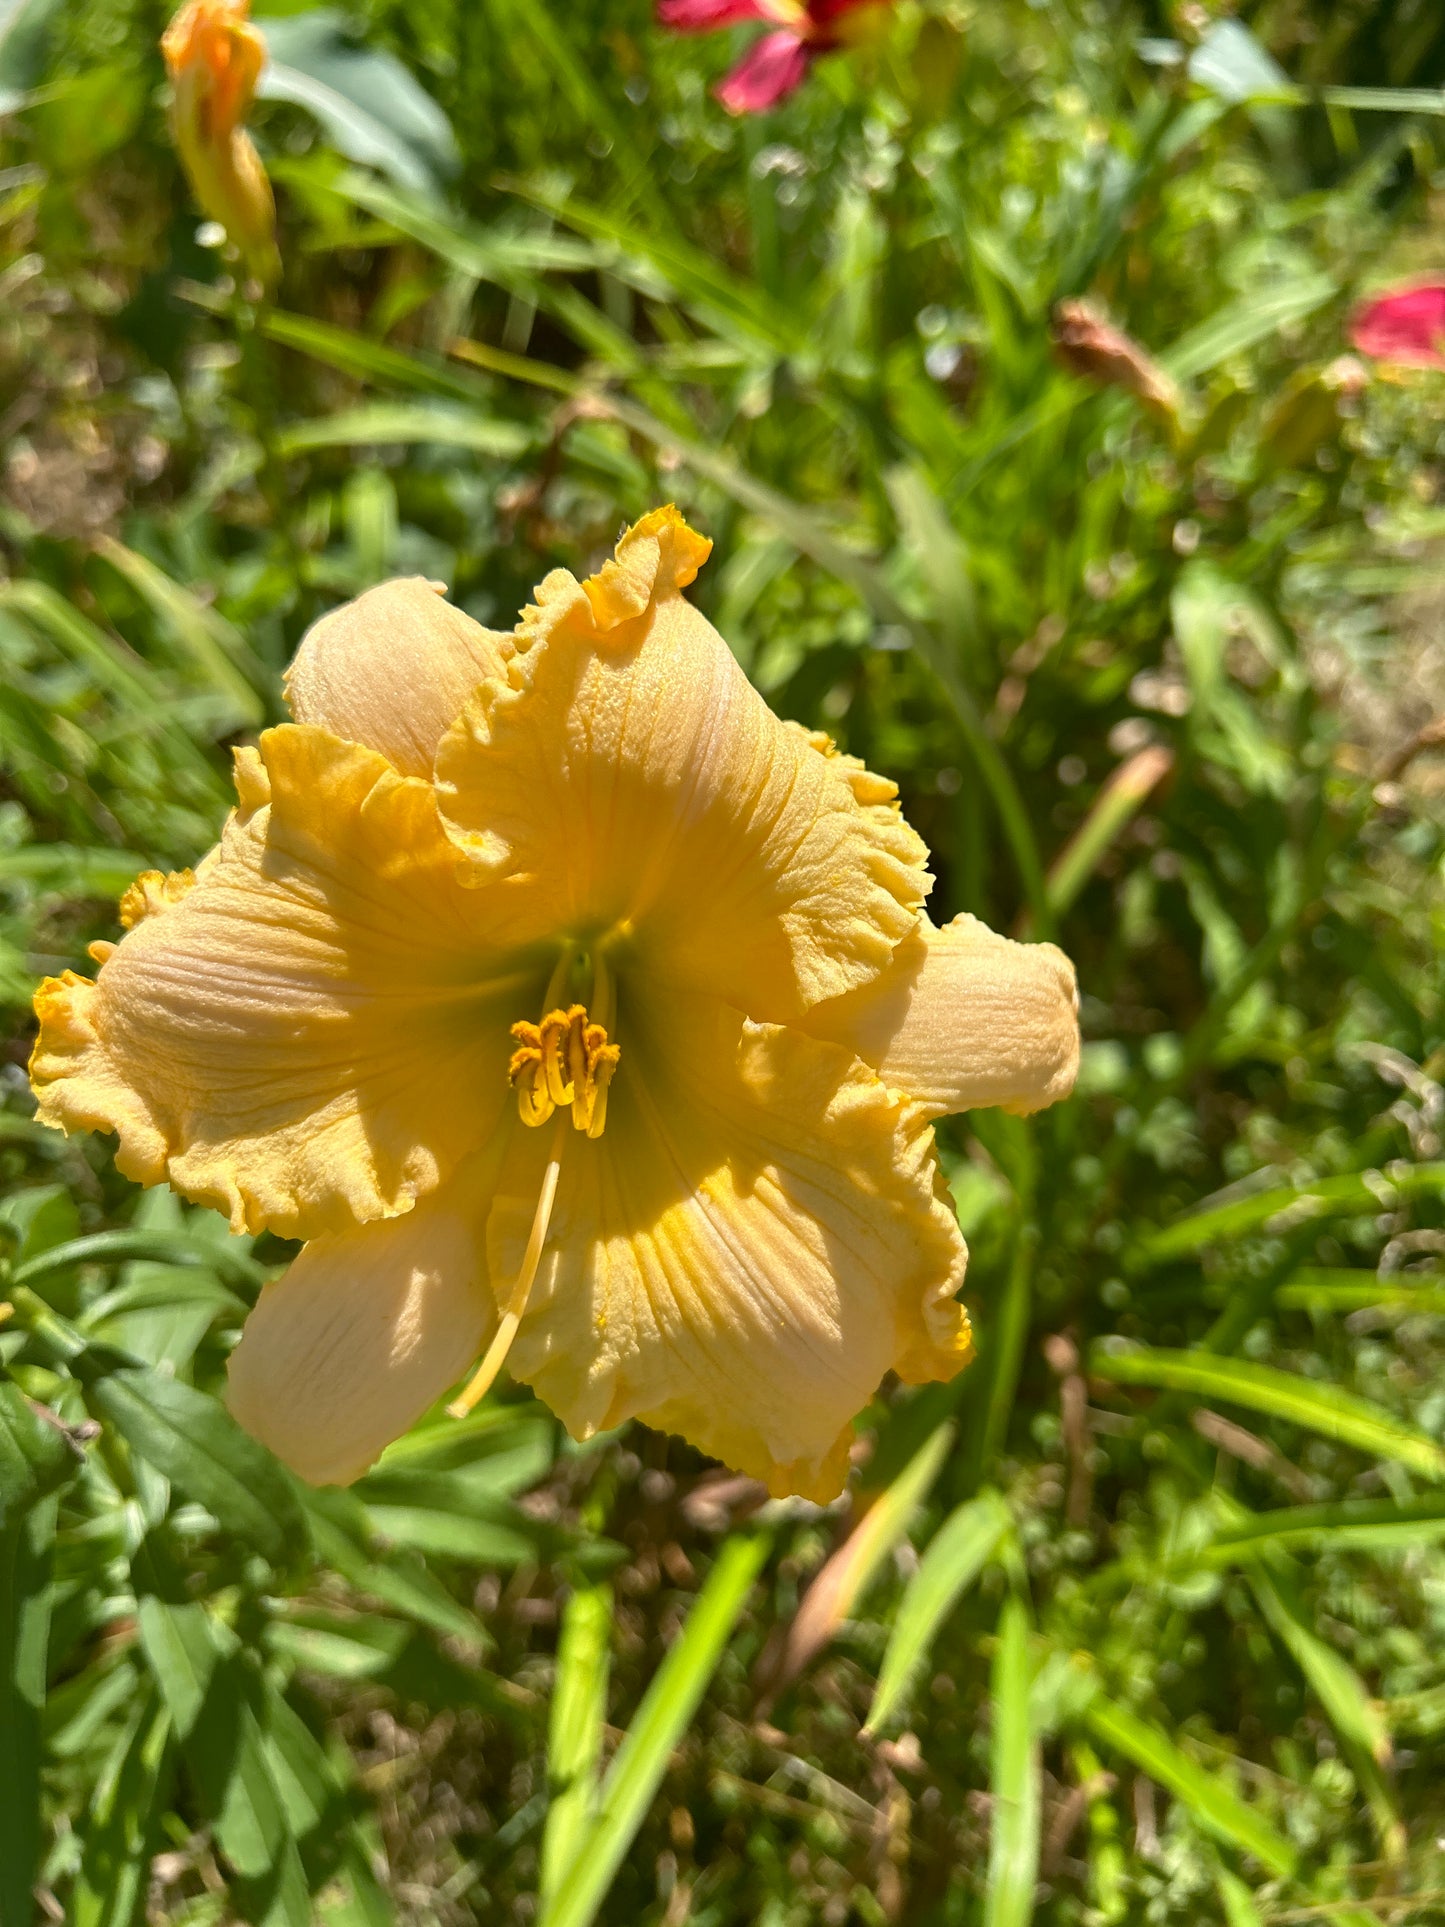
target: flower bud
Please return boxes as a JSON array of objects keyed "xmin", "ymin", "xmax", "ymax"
[
  {"xmin": 1051, "ymin": 298, "xmax": 1179, "ymax": 420},
  {"xmin": 161, "ymin": 0, "xmax": 278, "ymax": 289}
]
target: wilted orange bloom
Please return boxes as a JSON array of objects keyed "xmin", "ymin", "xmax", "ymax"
[
  {"xmin": 161, "ymin": 0, "xmax": 277, "ymax": 287},
  {"xmin": 1051, "ymin": 298, "xmax": 1179, "ymax": 419}
]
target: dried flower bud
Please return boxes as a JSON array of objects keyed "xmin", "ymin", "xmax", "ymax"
[
  {"xmin": 1051, "ymin": 298, "xmax": 1180, "ymax": 419},
  {"xmin": 161, "ymin": 0, "xmax": 278, "ymax": 289}
]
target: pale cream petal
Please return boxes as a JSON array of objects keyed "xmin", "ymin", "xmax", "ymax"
[
  {"xmin": 226, "ymin": 1160, "xmax": 496, "ymax": 1486},
  {"xmin": 31, "ymin": 725, "xmax": 544, "ymax": 1240},
  {"xmin": 285, "ymin": 577, "xmax": 510, "ymax": 778},
  {"xmin": 488, "ymin": 990, "xmax": 970, "ymax": 1502},
  {"xmin": 434, "ymin": 508, "xmax": 931, "ymax": 1024},
  {"xmin": 800, "ymin": 912, "xmax": 1080, "ymax": 1119}
]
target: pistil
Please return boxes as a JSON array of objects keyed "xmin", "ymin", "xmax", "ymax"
[
  {"xmin": 450, "ymin": 951, "xmax": 621, "ymax": 1421},
  {"xmin": 447, "ymin": 1109, "xmax": 568, "ymax": 1419}
]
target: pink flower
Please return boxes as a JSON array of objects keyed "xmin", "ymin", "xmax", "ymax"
[
  {"xmin": 658, "ymin": 0, "xmax": 891, "ymax": 114},
  {"xmin": 1348, "ymin": 282, "xmax": 1445, "ymax": 370}
]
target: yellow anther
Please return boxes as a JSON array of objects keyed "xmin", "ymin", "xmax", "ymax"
[
  {"xmin": 540, "ymin": 1004, "xmax": 586, "ymax": 1107},
  {"xmin": 508, "ymin": 1020, "xmax": 554, "ymax": 1126},
  {"xmin": 509, "ymin": 1002, "xmax": 619, "ymax": 1135}
]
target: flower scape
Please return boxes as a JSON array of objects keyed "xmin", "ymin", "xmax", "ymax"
[{"xmin": 29, "ymin": 510, "xmax": 1079, "ymax": 1499}]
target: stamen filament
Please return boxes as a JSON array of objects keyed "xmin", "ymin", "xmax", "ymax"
[{"xmin": 447, "ymin": 1112, "xmax": 567, "ymax": 1420}]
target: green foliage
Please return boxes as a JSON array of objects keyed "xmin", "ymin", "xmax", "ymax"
[{"xmin": 3, "ymin": 0, "xmax": 1445, "ymax": 1922}]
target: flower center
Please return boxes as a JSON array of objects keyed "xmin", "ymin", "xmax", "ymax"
[
  {"xmin": 447, "ymin": 947, "xmax": 620, "ymax": 1422},
  {"xmin": 508, "ymin": 1005, "xmax": 619, "ymax": 1138}
]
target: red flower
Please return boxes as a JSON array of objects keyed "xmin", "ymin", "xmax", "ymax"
[
  {"xmin": 658, "ymin": 0, "xmax": 891, "ymax": 114},
  {"xmin": 1348, "ymin": 282, "xmax": 1445, "ymax": 370}
]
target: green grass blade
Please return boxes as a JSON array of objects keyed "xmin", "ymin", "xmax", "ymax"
[
  {"xmin": 1213, "ymin": 1865, "xmax": 1264, "ymax": 1927},
  {"xmin": 540, "ymin": 1582, "xmax": 613, "ymax": 1908},
  {"xmin": 0, "ymin": 1493, "xmax": 59, "ymax": 1927},
  {"xmin": 768, "ymin": 1418, "xmax": 956, "ymax": 1700},
  {"xmin": 539, "ymin": 1533, "xmax": 769, "ymax": 1927},
  {"xmin": 1159, "ymin": 271, "xmax": 1338, "ymax": 381},
  {"xmin": 92, "ymin": 537, "xmax": 272, "ymax": 722},
  {"xmin": 1083, "ymin": 1690, "xmax": 1298, "ymax": 1877},
  {"xmin": 1135, "ymin": 1165, "xmax": 1445, "ymax": 1266},
  {"xmin": 1246, "ymin": 1563, "xmax": 1401, "ymax": 1859},
  {"xmin": 1090, "ymin": 1342, "xmax": 1445, "ymax": 1479},
  {"xmin": 865, "ymin": 1490, "xmax": 1012, "ymax": 1735},
  {"xmin": 984, "ymin": 1594, "xmax": 1040, "ymax": 1927},
  {"xmin": 275, "ymin": 402, "xmax": 532, "ymax": 459},
  {"xmin": 13, "ymin": 1227, "xmax": 266, "ymax": 1289},
  {"xmin": 1204, "ymin": 1493, "xmax": 1445, "ymax": 1560}
]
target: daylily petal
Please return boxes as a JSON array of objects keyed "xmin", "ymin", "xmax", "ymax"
[
  {"xmin": 800, "ymin": 912, "xmax": 1080, "ymax": 1119},
  {"xmin": 284, "ymin": 578, "xmax": 509, "ymax": 779},
  {"xmin": 716, "ymin": 28, "xmax": 811, "ymax": 112},
  {"xmin": 227, "ymin": 1159, "xmax": 496, "ymax": 1485},
  {"xmin": 657, "ymin": 0, "xmax": 778, "ymax": 29},
  {"xmin": 434, "ymin": 508, "xmax": 929, "ymax": 1024},
  {"xmin": 31, "ymin": 726, "xmax": 540, "ymax": 1239},
  {"xmin": 488, "ymin": 992, "xmax": 970, "ymax": 1501},
  {"xmin": 1348, "ymin": 282, "xmax": 1445, "ymax": 370}
]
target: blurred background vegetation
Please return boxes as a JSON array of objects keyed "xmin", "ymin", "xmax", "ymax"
[{"xmin": 4, "ymin": 0, "xmax": 1445, "ymax": 1922}]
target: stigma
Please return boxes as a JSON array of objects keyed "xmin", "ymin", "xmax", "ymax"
[{"xmin": 509, "ymin": 1004, "xmax": 619, "ymax": 1137}]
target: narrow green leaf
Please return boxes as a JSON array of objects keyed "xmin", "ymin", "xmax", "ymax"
[
  {"xmin": 865, "ymin": 1490, "xmax": 1012, "ymax": 1734},
  {"xmin": 771, "ymin": 1419, "xmax": 956, "ymax": 1698},
  {"xmin": 0, "ymin": 843, "xmax": 147, "ymax": 895},
  {"xmin": 1246, "ymin": 1560, "xmax": 1401, "ymax": 1858},
  {"xmin": 88, "ymin": 1369, "xmax": 309, "ymax": 1566},
  {"xmin": 1214, "ymin": 1865, "xmax": 1264, "ymax": 1927},
  {"xmin": 984, "ymin": 1595, "xmax": 1040, "ymax": 1927},
  {"xmin": 92, "ymin": 537, "xmax": 272, "ymax": 722},
  {"xmin": 1089, "ymin": 1342, "xmax": 1445, "ymax": 1479},
  {"xmin": 1276, "ymin": 1268, "xmax": 1445, "ymax": 1316},
  {"xmin": 0, "ymin": 1378, "xmax": 77, "ymax": 1527},
  {"xmin": 275, "ymin": 402, "xmax": 531, "ymax": 459},
  {"xmin": 303, "ymin": 1489, "xmax": 491, "ymax": 1648},
  {"xmin": 1136, "ymin": 1165, "xmax": 1445, "ymax": 1267},
  {"xmin": 540, "ymin": 1582, "xmax": 613, "ymax": 1909},
  {"xmin": 1205, "ymin": 1493, "xmax": 1445, "ymax": 1560},
  {"xmin": 1040, "ymin": 745, "xmax": 1174, "ymax": 924},
  {"xmin": 13, "ymin": 1225, "xmax": 266, "ymax": 1289},
  {"xmin": 0, "ymin": 1493, "xmax": 58, "ymax": 1927},
  {"xmin": 69, "ymin": 1694, "xmax": 173, "ymax": 1927},
  {"xmin": 540, "ymin": 1533, "xmax": 769, "ymax": 1927},
  {"xmin": 362, "ymin": 1499, "xmax": 539, "ymax": 1566},
  {"xmin": 1083, "ymin": 1690, "xmax": 1298, "ymax": 1877},
  {"xmin": 136, "ymin": 1596, "xmax": 227, "ymax": 1741},
  {"xmin": 1160, "ymin": 270, "xmax": 1338, "ymax": 381}
]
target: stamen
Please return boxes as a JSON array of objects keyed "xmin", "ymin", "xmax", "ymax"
[
  {"xmin": 447, "ymin": 1111, "xmax": 567, "ymax": 1419},
  {"xmin": 508, "ymin": 977, "xmax": 620, "ymax": 1135}
]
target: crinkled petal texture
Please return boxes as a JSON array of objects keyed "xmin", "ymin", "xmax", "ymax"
[
  {"xmin": 487, "ymin": 990, "xmax": 970, "ymax": 1503},
  {"xmin": 285, "ymin": 577, "xmax": 509, "ymax": 778},
  {"xmin": 435, "ymin": 509, "xmax": 929, "ymax": 1026},
  {"xmin": 801, "ymin": 912, "xmax": 1080, "ymax": 1118},
  {"xmin": 30, "ymin": 726, "xmax": 540, "ymax": 1239},
  {"xmin": 227, "ymin": 1158, "xmax": 496, "ymax": 1485}
]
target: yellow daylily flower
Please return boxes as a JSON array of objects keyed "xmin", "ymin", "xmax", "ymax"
[
  {"xmin": 29, "ymin": 511, "xmax": 1080, "ymax": 1501},
  {"xmin": 161, "ymin": 0, "xmax": 278, "ymax": 289}
]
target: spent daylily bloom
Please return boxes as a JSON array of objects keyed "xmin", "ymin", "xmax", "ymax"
[
  {"xmin": 30, "ymin": 510, "xmax": 1079, "ymax": 1500},
  {"xmin": 658, "ymin": 0, "xmax": 892, "ymax": 114},
  {"xmin": 161, "ymin": 0, "xmax": 278, "ymax": 288},
  {"xmin": 1348, "ymin": 282, "xmax": 1445, "ymax": 370}
]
